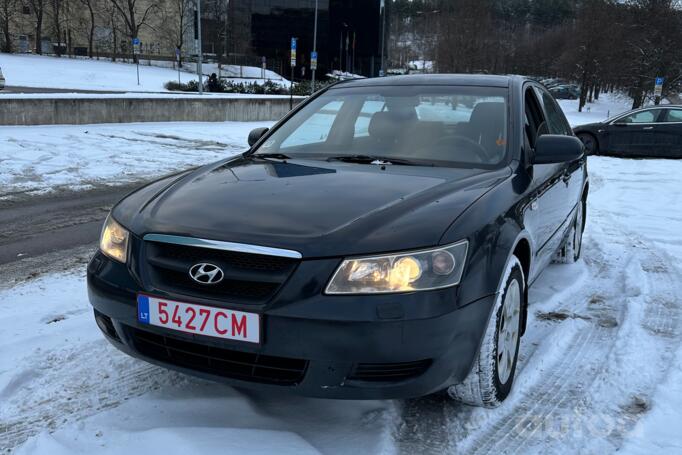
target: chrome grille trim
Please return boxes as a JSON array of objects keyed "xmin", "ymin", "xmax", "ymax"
[{"xmin": 143, "ymin": 234, "xmax": 303, "ymax": 259}]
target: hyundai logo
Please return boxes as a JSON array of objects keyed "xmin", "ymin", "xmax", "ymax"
[{"xmin": 189, "ymin": 263, "xmax": 224, "ymax": 285}]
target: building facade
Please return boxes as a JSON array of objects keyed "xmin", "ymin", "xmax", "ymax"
[
  {"xmin": 202, "ymin": 0, "xmax": 382, "ymax": 78},
  {"xmin": 2, "ymin": 0, "xmax": 383, "ymax": 79}
]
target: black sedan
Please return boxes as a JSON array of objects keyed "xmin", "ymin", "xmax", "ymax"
[
  {"xmin": 574, "ymin": 105, "xmax": 682, "ymax": 158},
  {"xmin": 88, "ymin": 74, "xmax": 588, "ymax": 408}
]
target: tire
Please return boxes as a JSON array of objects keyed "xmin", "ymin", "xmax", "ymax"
[
  {"xmin": 448, "ymin": 256, "xmax": 525, "ymax": 408},
  {"xmin": 577, "ymin": 133, "xmax": 599, "ymax": 155},
  {"xmin": 554, "ymin": 201, "xmax": 585, "ymax": 264}
]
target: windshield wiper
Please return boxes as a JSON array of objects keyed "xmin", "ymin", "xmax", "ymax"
[
  {"xmin": 250, "ymin": 152, "xmax": 291, "ymax": 161},
  {"xmin": 325, "ymin": 154, "xmax": 423, "ymax": 166}
]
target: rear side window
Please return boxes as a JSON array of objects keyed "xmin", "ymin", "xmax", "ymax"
[
  {"xmin": 534, "ymin": 87, "xmax": 572, "ymax": 135},
  {"xmin": 616, "ymin": 109, "xmax": 662, "ymax": 124},
  {"xmin": 662, "ymin": 109, "xmax": 682, "ymax": 123}
]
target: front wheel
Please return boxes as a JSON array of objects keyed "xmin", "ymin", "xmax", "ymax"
[
  {"xmin": 577, "ymin": 133, "xmax": 599, "ymax": 155},
  {"xmin": 448, "ymin": 256, "xmax": 525, "ymax": 407}
]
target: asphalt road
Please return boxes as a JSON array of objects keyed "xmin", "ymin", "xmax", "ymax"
[{"xmin": 0, "ymin": 183, "xmax": 143, "ymax": 266}]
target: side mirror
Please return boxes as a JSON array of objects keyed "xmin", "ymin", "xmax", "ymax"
[
  {"xmin": 248, "ymin": 127, "xmax": 269, "ymax": 147},
  {"xmin": 533, "ymin": 134, "xmax": 584, "ymax": 164}
]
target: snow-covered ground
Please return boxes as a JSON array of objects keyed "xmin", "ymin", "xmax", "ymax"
[
  {"xmin": 0, "ymin": 54, "xmax": 288, "ymax": 93},
  {"xmin": 557, "ymin": 92, "xmax": 633, "ymax": 126},
  {"xmin": 2, "ymin": 156, "xmax": 681, "ymax": 454},
  {"xmin": 0, "ymin": 121, "xmax": 273, "ymax": 199}
]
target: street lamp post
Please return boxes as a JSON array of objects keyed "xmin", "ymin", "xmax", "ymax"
[
  {"xmin": 195, "ymin": 0, "xmax": 203, "ymax": 94},
  {"xmin": 311, "ymin": 0, "xmax": 318, "ymax": 93},
  {"xmin": 380, "ymin": 0, "xmax": 385, "ymax": 76}
]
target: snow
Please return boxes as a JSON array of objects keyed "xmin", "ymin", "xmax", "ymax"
[
  {"xmin": 0, "ymin": 121, "xmax": 273, "ymax": 198},
  {"xmin": 2, "ymin": 156, "xmax": 682, "ymax": 454},
  {"xmin": 0, "ymin": 54, "xmax": 289, "ymax": 93},
  {"xmin": 0, "ymin": 54, "xmax": 199, "ymax": 92},
  {"xmin": 557, "ymin": 92, "xmax": 633, "ymax": 127}
]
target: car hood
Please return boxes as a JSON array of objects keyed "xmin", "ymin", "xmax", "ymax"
[{"xmin": 114, "ymin": 157, "xmax": 510, "ymax": 258}]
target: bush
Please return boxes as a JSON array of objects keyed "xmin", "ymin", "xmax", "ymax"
[
  {"xmin": 291, "ymin": 79, "xmax": 336, "ymax": 96},
  {"xmin": 164, "ymin": 80, "xmax": 201, "ymax": 92},
  {"xmin": 165, "ymin": 78, "xmax": 337, "ymax": 96}
]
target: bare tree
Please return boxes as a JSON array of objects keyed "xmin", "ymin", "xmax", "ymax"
[
  {"xmin": 109, "ymin": 0, "xmax": 158, "ymax": 60},
  {"xmin": 159, "ymin": 0, "xmax": 190, "ymax": 66},
  {"xmin": 0, "ymin": 0, "xmax": 17, "ymax": 52},
  {"xmin": 27, "ymin": 0, "xmax": 46, "ymax": 54},
  {"xmin": 50, "ymin": 0, "xmax": 65, "ymax": 56},
  {"xmin": 79, "ymin": 0, "xmax": 96, "ymax": 57}
]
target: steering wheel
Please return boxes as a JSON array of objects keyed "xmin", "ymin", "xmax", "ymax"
[{"xmin": 428, "ymin": 135, "xmax": 490, "ymax": 163}]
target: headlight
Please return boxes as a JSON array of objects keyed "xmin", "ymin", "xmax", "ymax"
[
  {"xmin": 325, "ymin": 240, "xmax": 468, "ymax": 294},
  {"xmin": 99, "ymin": 215, "xmax": 130, "ymax": 263}
]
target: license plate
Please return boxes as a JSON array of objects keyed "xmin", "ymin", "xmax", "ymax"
[{"xmin": 137, "ymin": 294, "xmax": 260, "ymax": 344}]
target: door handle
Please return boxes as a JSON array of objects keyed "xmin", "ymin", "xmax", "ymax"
[
  {"xmin": 562, "ymin": 171, "xmax": 571, "ymax": 184},
  {"xmin": 643, "ymin": 126, "xmax": 654, "ymax": 130}
]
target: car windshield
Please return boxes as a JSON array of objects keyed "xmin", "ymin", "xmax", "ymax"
[{"xmin": 253, "ymin": 85, "xmax": 509, "ymax": 168}]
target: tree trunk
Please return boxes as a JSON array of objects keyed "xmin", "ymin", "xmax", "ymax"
[
  {"xmin": 112, "ymin": 26, "xmax": 117, "ymax": 62},
  {"xmin": 631, "ymin": 77, "xmax": 645, "ymax": 109},
  {"xmin": 87, "ymin": 2, "xmax": 94, "ymax": 57},
  {"xmin": 578, "ymin": 70, "xmax": 589, "ymax": 112},
  {"xmin": 35, "ymin": 15, "xmax": 42, "ymax": 54},
  {"xmin": 594, "ymin": 82, "xmax": 601, "ymax": 100},
  {"xmin": 2, "ymin": 17, "xmax": 11, "ymax": 52}
]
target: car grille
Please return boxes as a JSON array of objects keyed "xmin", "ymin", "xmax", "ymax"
[
  {"xmin": 347, "ymin": 360, "xmax": 432, "ymax": 382},
  {"xmin": 144, "ymin": 241, "xmax": 299, "ymax": 304},
  {"xmin": 129, "ymin": 327, "xmax": 308, "ymax": 385}
]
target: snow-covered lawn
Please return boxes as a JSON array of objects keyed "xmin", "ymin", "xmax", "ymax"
[
  {"xmin": 0, "ymin": 121, "xmax": 273, "ymax": 198},
  {"xmin": 557, "ymin": 92, "xmax": 633, "ymax": 126},
  {"xmin": 1, "ymin": 156, "xmax": 681, "ymax": 454},
  {"xmin": 0, "ymin": 54, "xmax": 199, "ymax": 93},
  {"xmin": 0, "ymin": 54, "xmax": 288, "ymax": 93}
]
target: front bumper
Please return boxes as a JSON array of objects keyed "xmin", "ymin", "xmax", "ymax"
[{"xmin": 87, "ymin": 251, "xmax": 495, "ymax": 399}]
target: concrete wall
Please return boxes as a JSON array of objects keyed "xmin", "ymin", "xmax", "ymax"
[{"xmin": 0, "ymin": 97, "xmax": 302, "ymax": 126}]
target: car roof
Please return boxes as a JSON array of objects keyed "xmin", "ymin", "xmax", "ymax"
[{"xmin": 330, "ymin": 74, "xmax": 522, "ymax": 89}]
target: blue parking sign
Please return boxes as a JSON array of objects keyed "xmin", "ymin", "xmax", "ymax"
[
  {"xmin": 655, "ymin": 77, "xmax": 664, "ymax": 86},
  {"xmin": 132, "ymin": 37, "xmax": 140, "ymax": 45}
]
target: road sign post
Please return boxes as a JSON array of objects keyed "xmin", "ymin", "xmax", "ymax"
[
  {"xmin": 194, "ymin": 3, "xmax": 203, "ymax": 95},
  {"xmin": 311, "ymin": 0, "xmax": 318, "ymax": 94},
  {"xmin": 132, "ymin": 38, "xmax": 141, "ymax": 85},
  {"xmin": 654, "ymin": 76, "xmax": 664, "ymax": 105},
  {"xmin": 261, "ymin": 56, "xmax": 266, "ymax": 80},
  {"xmin": 290, "ymin": 37, "xmax": 297, "ymax": 110},
  {"xmin": 175, "ymin": 48, "xmax": 181, "ymax": 83}
]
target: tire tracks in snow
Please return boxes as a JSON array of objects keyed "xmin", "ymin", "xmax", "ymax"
[
  {"xmin": 395, "ymin": 210, "xmax": 682, "ymax": 454},
  {"xmin": 0, "ymin": 341, "xmax": 190, "ymax": 452},
  {"xmin": 464, "ymin": 221, "xmax": 681, "ymax": 453}
]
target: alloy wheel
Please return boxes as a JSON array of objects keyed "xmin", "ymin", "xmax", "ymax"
[{"xmin": 497, "ymin": 279, "xmax": 521, "ymax": 385}]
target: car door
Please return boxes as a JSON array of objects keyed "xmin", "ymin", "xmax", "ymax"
[
  {"xmin": 656, "ymin": 108, "xmax": 682, "ymax": 158},
  {"xmin": 534, "ymin": 86, "xmax": 583, "ymax": 221},
  {"xmin": 522, "ymin": 86, "xmax": 569, "ymax": 273},
  {"xmin": 606, "ymin": 108, "xmax": 663, "ymax": 156}
]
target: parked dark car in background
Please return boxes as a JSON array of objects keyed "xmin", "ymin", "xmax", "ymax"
[
  {"xmin": 88, "ymin": 74, "xmax": 588, "ymax": 408},
  {"xmin": 549, "ymin": 84, "xmax": 580, "ymax": 100},
  {"xmin": 574, "ymin": 105, "xmax": 682, "ymax": 158}
]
